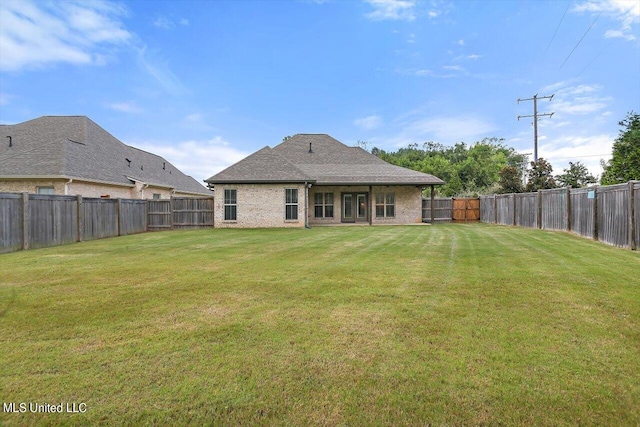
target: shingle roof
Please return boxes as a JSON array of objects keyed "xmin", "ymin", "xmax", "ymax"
[
  {"xmin": 205, "ymin": 146, "xmax": 313, "ymax": 183},
  {"xmin": 0, "ymin": 116, "xmax": 212, "ymax": 196},
  {"xmin": 206, "ymin": 134, "xmax": 444, "ymax": 186}
]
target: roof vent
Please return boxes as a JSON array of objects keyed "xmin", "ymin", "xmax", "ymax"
[
  {"xmin": 6, "ymin": 136, "xmax": 12, "ymax": 147},
  {"xmin": 308, "ymin": 142, "xmax": 313, "ymax": 153},
  {"xmin": 163, "ymin": 162, "xmax": 166, "ymax": 170},
  {"xmin": 126, "ymin": 158, "xmax": 131, "ymax": 167}
]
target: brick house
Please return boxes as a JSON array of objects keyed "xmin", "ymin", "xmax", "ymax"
[
  {"xmin": 205, "ymin": 134, "xmax": 443, "ymax": 228},
  {"xmin": 0, "ymin": 116, "xmax": 212, "ymax": 198}
]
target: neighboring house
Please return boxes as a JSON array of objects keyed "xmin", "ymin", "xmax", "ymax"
[
  {"xmin": 0, "ymin": 116, "xmax": 212, "ymax": 199},
  {"xmin": 205, "ymin": 134, "xmax": 444, "ymax": 228}
]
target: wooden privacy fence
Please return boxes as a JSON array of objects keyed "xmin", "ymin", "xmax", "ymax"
[
  {"xmin": 480, "ymin": 181, "xmax": 639, "ymax": 250},
  {"xmin": 0, "ymin": 193, "xmax": 214, "ymax": 254},
  {"xmin": 148, "ymin": 198, "xmax": 214, "ymax": 231},
  {"xmin": 423, "ymin": 197, "xmax": 480, "ymax": 222}
]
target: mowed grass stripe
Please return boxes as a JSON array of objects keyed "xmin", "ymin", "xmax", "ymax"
[{"xmin": 0, "ymin": 224, "xmax": 638, "ymax": 426}]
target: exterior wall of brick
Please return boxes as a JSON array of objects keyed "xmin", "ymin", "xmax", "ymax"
[
  {"xmin": 214, "ymin": 183, "xmax": 307, "ymax": 228},
  {"xmin": 308, "ymin": 185, "xmax": 424, "ymax": 226},
  {"xmin": 0, "ymin": 179, "xmax": 187, "ymax": 199},
  {"xmin": 0, "ymin": 179, "xmax": 66, "ymax": 195},
  {"xmin": 68, "ymin": 181, "xmax": 137, "ymax": 198}
]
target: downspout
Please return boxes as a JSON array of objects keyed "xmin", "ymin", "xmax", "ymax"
[
  {"xmin": 65, "ymin": 179, "xmax": 73, "ymax": 195},
  {"xmin": 140, "ymin": 183, "xmax": 149, "ymax": 199},
  {"xmin": 305, "ymin": 182, "xmax": 311, "ymax": 229}
]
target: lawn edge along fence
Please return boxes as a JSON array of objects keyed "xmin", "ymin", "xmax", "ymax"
[
  {"xmin": 0, "ymin": 193, "xmax": 213, "ymax": 254},
  {"xmin": 480, "ymin": 181, "xmax": 639, "ymax": 250}
]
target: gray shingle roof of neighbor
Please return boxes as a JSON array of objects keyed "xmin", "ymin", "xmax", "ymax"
[
  {"xmin": 0, "ymin": 116, "xmax": 212, "ymax": 196},
  {"xmin": 206, "ymin": 134, "xmax": 444, "ymax": 186}
]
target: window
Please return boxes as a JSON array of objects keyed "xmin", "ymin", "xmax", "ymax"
[
  {"xmin": 314, "ymin": 192, "xmax": 334, "ymax": 218},
  {"xmin": 224, "ymin": 189, "xmax": 237, "ymax": 221},
  {"xmin": 36, "ymin": 186, "xmax": 55, "ymax": 195},
  {"xmin": 152, "ymin": 193, "xmax": 161, "ymax": 200},
  {"xmin": 285, "ymin": 188, "xmax": 298, "ymax": 221},
  {"xmin": 375, "ymin": 192, "xmax": 395, "ymax": 218}
]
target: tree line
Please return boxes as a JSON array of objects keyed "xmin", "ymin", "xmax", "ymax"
[{"xmin": 368, "ymin": 112, "xmax": 639, "ymax": 197}]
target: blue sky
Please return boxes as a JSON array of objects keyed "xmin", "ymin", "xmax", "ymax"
[{"xmin": 1, "ymin": 0, "xmax": 639, "ymax": 186}]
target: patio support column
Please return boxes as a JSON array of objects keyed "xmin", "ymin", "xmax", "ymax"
[
  {"xmin": 369, "ymin": 185, "xmax": 373, "ymax": 225},
  {"xmin": 304, "ymin": 182, "xmax": 310, "ymax": 228}
]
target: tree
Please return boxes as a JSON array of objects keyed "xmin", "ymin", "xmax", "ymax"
[
  {"xmin": 498, "ymin": 166, "xmax": 523, "ymax": 193},
  {"xmin": 372, "ymin": 138, "xmax": 524, "ymax": 196},
  {"xmin": 356, "ymin": 140, "xmax": 369, "ymax": 151},
  {"xmin": 555, "ymin": 161, "xmax": 596, "ymax": 188},
  {"xmin": 601, "ymin": 112, "xmax": 640, "ymax": 185},
  {"xmin": 526, "ymin": 158, "xmax": 557, "ymax": 192}
]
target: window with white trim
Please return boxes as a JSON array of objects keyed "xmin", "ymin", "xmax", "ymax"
[
  {"xmin": 314, "ymin": 192, "xmax": 334, "ymax": 218},
  {"xmin": 375, "ymin": 192, "xmax": 395, "ymax": 218},
  {"xmin": 224, "ymin": 189, "xmax": 237, "ymax": 221},
  {"xmin": 285, "ymin": 188, "xmax": 298, "ymax": 220}
]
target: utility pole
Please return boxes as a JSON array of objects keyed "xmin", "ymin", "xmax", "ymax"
[{"xmin": 517, "ymin": 94, "xmax": 554, "ymax": 162}]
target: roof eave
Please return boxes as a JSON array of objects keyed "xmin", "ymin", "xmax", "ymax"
[{"xmin": 205, "ymin": 179, "xmax": 316, "ymax": 184}]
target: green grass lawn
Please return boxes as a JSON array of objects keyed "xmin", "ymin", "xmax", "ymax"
[{"xmin": 1, "ymin": 224, "xmax": 639, "ymax": 426}]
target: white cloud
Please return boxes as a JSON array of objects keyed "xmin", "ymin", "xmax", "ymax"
[
  {"xmin": 136, "ymin": 45, "xmax": 187, "ymax": 96},
  {"xmin": 0, "ymin": 0, "xmax": 131, "ymax": 71},
  {"xmin": 466, "ymin": 54, "xmax": 482, "ymax": 60},
  {"xmin": 132, "ymin": 137, "xmax": 250, "ymax": 183},
  {"xmin": 547, "ymin": 83, "xmax": 612, "ymax": 116},
  {"xmin": 0, "ymin": 92, "xmax": 13, "ymax": 106},
  {"xmin": 573, "ymin": 0, "xmax": 639, "ymax": 41},
  {"xmin": 107, "ymin": 101, "xmax": 143, "ymax": 114},
  {"xmin": 365, "ymin": 0, "xmax": 416, "ymax": 21},
  {"xmin": 354, "ymin": 115, "xmax": 383, "ymax": 130},
  {"xmin": 387, "ymin": 114, "xmax": 497, "ymax": 146},
  {"xmin": 153, "ymin": 16, "xmax": 174, "ymax": 30},
  {"xmin": 539, "ymin": 134, "xmax": 614, "ymax": 177},
  {"xmin": 395, "ymin": 67, "xmax": 434, "ymax": 76},
  {"xmin": 153, "ymin": 15, "xmax": 190, "ymax": 30},
  {"xmin": 184, "ymin": 113, "xmax": 203, "ymax": 122},
  {"xmin": 457, "ymin": 39, "xmax": 465, "ymax": 46}
]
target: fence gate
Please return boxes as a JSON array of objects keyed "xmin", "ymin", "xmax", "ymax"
[{"xmin": 452, "ymin": 198, "xmax": 480, "ymax": 222}]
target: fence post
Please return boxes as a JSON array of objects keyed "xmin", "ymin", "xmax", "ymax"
[
  {"xmin": 537, "ymin": 190, "xmax": 542, "ymax": 229},
  {"xmin": 493, "ymin": 195, "xmax": 497, "ymax": 224},
  {"xmin": 117, "ymin": 198, "xmax": 122, "ymax": 236},
  {"xmin": 77, "ymin": 194, "xmax": 83, "ymax": 242},
  {"xmin": 566, "ymin": 186, "xmax": 571, "ymax": 233},
  {"xmin": 512, "ymin": 194, "xmax": 517, "ymax": 226},
  {"xmin": 22, "ymin": 192, "xmax": 29, "ymax": 250},
  {"xmin": 430, "ymin": 186, "xmax": 435, "ymax": 224},
  {"xmin": 629, "ymin": 181, "xmax": 636, "ymax": 250},
  {"xmin": 170, "ymin": 197, "xmax": 174, "ymax": 230},
  {"xmin": 145, "ymin": 199, "xmax": 149, "ymax": 231},
  {"xmin": 593, "ymin": 185, "xmax": 598, "ymax": 241}
]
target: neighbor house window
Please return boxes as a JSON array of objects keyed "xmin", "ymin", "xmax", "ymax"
[
  {"xmin": 375, "ymin": 192, "xmax": 395, "ymax": 218},
  {"xmin": 224, "ymin": 189, "xmax": 237, "ymax": 221},
  {"xmin": 36, "ymin": 186, "xmax": 55, "ymax": 195},
  {"xmin": 314, "ymin": 192, "xmax": 334, "ymax": 218},
  {"xmin": 285, "ymin": 188, "xmax": 298, "ymax": 220},
  {"xmin": 152, "ymin": 193, "xmax": 161, "ymax": 200}
]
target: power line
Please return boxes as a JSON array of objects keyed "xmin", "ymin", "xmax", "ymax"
[
  {"xmin": 517, "ymin": 94, "xmax": 555, "ymax": 162},
  {"xmin": 543, "ymin": 0, "xmax": 572, "ymax": 58},
  {"xmin": 560, "ymin": 11, "xmax": 602, "ymax": 69},
  {"xmin": 578, "ymin": 40, "xmax": 613, "ymax": 76}
]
